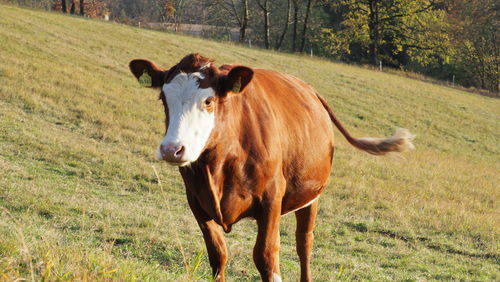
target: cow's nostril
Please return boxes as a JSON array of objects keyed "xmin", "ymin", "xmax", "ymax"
[
  {"xmin": 174, "ymin": 145, "xmax": 185, "ymax": 157},
  {"xmin": 160, "ymin": 143, "xmax": 186, "ymax": 163}
]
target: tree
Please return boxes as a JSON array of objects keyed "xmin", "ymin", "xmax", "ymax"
[
  {"xmin": 239, "ymin": 0, "xmax": 250, "ymax": 43},
  {"xmin": 446, "ymin": 0, "xmax": 499, "ymax": 92},
  {"xmin": 70, "ymin": 0, "xmax": 76, "ymax": 14},
  {"xmin": 86, "ymin": 0, "xmax": 104, "ymax": 18},
  {"xmin": 275, "ymin": 0, "xmax": 290, "ymax": 49},
  {"xmin": 324, "ymin": 0, "xmax": 448, "ymax": 66},
  {"xmin": 256, "ymin": 0, "xmax": 271, "ymax": 49},
  {"xmin": 61, "ymin": 0, "xmax": 66, "ymax": 13},
  {"xmin": 160, "ymin": 1, "xmax": 176, "ymax": 22},
  {"xmin": 80, "ymin": 0, "xmax": 84, "ymax": 15},
  {"xmin": 291, "ymin": 0, "xmax": 299, "ymax": 51},
  {"xmin": 299, "ymin": 0, "xmax": 312, "ymax": 52},
  {"xmin": 212, "ymin": 0, "xmax": 250, "ymax": 43}
]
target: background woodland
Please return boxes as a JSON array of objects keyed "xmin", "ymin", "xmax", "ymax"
[{"xmin": 4, "ymin": 0, "xmax": 499, "ymax": 94}]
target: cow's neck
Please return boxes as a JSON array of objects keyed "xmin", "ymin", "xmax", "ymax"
[{"xmin": 179, "ymin": 97, "xmax": 245, "ymax": 232}]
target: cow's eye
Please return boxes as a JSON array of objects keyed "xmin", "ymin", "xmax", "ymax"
[
  {"xmin": 204, "ymin": 97, "xmax": 215, "ymax": 106},
  {"xmin": 203, "ymin": 97, "xmax": 216, "ymax": 112}
]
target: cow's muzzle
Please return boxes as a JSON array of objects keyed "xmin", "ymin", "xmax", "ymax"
[{"xmin": 159, "ymin": 142, "xmax": 186, "ymax": 165}]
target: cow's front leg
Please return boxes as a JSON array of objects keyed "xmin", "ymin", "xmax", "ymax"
[
  {"xmin": 186, "ymin": 192, "xmax": 227, "ymax": 281},
  {"xmin": 253, "ymin": 201, "xmax": 282, "ymax": 282}
]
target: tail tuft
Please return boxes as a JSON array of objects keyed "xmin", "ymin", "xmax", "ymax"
[{"xmin": 353, "ymin": 128, "xmax": 415, "ymax": 155}]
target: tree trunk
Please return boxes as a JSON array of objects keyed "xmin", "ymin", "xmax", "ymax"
[
  {"xmin": 239, "ymin": 0, "xmax": 249, "ymax": 43},
  {"xmin": 257, "ymin": 0, "xmax": 270, "ymax": 49},
  {"xmin": 263, "ymin": 0, "xmax": 270, "ymax": 49},
  {"xmin": 61, "ymin": 0, "xmax": 67, "ymax": 13},
  {"xmin": 174, "ymin": 0, "xmax": 186, "ymax": 32},
  {"xmin": 368, "ymin": 0, "xmax": 380, "ymax": 66},
  {"xmin": 275, "ymin": 0, "xmax": 291, "ymax": 50},
  {"xmin": 70, "ymin": 0, "xmax": 75, "ymax": 14},
  {"xmin": 292, "ymin": 0, "xmax": 299, "ymax": 52},
  {"xmin": 80, "ymin": 0, "xmax": 84, "ymax": 16},
  {"xmin": 299, "ymin": 0, "xmax": 312, "ymax": 53}
]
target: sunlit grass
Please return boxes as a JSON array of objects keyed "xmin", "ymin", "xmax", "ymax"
[{"xmin": 0, "ymin": 4, "xmax": 498, "ymax": 280}]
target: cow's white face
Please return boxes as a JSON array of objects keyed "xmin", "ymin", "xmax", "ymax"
[{"xmin": 158, "ymin": 72, "xmax": 216, "ymax": 166}]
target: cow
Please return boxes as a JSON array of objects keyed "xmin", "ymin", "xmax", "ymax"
[{"xmin": 129, "ymin": 53, "xmax": 414, "ymax": 282}]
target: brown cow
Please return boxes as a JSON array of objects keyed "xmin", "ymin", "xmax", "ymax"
[{"xmin": 129, "ymin": 53, "xmax": 414, "ymax": 281}]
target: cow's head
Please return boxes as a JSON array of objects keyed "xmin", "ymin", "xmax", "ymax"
[{"xmin": 129, "ymin": 53, "xmax": 253, "ymax": 167}]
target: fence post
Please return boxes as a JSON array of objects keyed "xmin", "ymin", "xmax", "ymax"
[
  {"xmin": 138, "ymin": 22, "xmax": 141, "ymax": 28},
  {"xmin": 452, "ymin": 75, "xmax": 455, "ymax": 86},
  {"xmin": 379, "ymin": 61, "xmax": 382, "ymax": 72},
  {"xmin": 248, "ymin": 39, "xmax": 251, "ymax": 48}
]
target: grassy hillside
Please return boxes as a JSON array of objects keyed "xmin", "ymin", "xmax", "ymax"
[{"xmin": 0, "ymin": 5, "xmax": 498, "ymax": 280}]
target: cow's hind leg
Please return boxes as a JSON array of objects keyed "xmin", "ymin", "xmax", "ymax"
[
  {"xmin": 295, "ymin": 200, "xmax": 318, "ymax": 282},
  {"xmin": 186, "ymin": 192, "xmax": 227, "ymax": 281}
]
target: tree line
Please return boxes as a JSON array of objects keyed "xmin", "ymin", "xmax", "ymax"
[{"xmin": 4, "ymin": 0, "xmax": 498, "ymax": 93}]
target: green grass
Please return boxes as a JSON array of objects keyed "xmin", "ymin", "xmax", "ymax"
[{"xmin": 0, "ymin": 4, "xmax": 499, "ymax": 281}]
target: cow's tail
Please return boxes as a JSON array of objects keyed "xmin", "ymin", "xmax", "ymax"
[{"xmin": 317, "ymin": 94, "xmax": 415, "ymax": 155}]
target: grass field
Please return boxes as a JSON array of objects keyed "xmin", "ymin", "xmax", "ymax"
[{"xmin": 0, "ymin": 4, "xmax": 499, "ymax": 281}]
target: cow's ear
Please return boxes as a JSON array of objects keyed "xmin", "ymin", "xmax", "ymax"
[
  {"xmin": 223, "ymin": 66, "xmax": 253, "ymax": 95},
  {"xmin": 129, "ymin": 59, "xmax": 166, "ymax": 88}
]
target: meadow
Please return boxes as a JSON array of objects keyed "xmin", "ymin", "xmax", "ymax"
[{"xmin": 0, "ymin": 4, "xmax": 498, "ymax": 280}]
